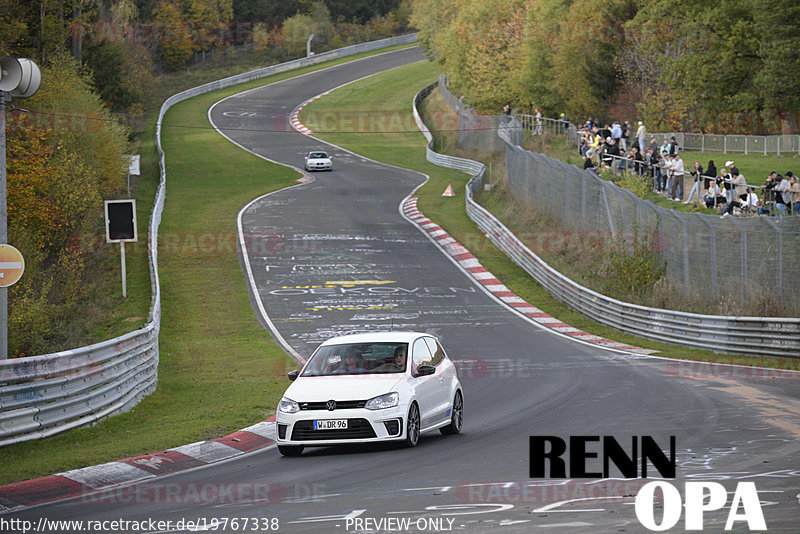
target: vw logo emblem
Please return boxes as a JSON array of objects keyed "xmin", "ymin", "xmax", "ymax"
[{"xmin": 326, "ymin": 400, "xmax": 336, "ymax": 411}]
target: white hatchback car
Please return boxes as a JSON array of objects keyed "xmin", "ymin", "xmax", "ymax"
[
  {"xmin": 303, "ymin": 150, "xmax": 332, "ymax": 171},
  {"xmin": 276, "ymin": 332, "xmax": 463, "ymax": 456}
]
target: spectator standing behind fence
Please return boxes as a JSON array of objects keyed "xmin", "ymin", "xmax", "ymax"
[
  {"xmin": 586, "ymin": 128, "xmax": 601, "ymax": 158},
  {"xmin": 534, "ymin": 108, "xmax": 543, "ymax": 134},
  {"xmin": 669, "ymin": 136, "xmax": 679, "ymax": 156},
  {"xmin": 759, "ymin": 172, "xmax": 777, "ymax": 213},
  {"xmin": 648, "ymin": 137, "xmax": 658, "ymax": 156},
  {"xmin": 791, "ymin": 174, "xmax": 800, "ymax": 214},
  {"xmin": 732, "ymin": 170, "xmax": 747, "ymax": 199},
  {"xmin": 774, "ymin": 173, "xmax": 792, "ymax": 215},
  {"xmin": 622, "ymin": 121, "xmax": 630, "ymax": 150},
  {"xmin": 663, "ymin": 154, "xmax": 674, "ymax": 195},
  {"xmin": 670, "ymin": 153, "xmax": 685, "ymax": 201},
  {"xmin": 643, "ymin": 148, "xmax": 656, "ymax": 182},
  {"xmin": 720, "ymin": 167, "xmax": 734, "ymax": 205},
  {"xmin": 606, "ymin": 138, "xmax": 620, "ymax": 172},
  {"xmin": 653, "ymin": 152, "xmax": 665, "ymax": 193},
  {"xmin": 628, "ymin": 146, "xmax": 643, "ymax": 174},
  {"xmin": 636, "ymin": 121, "xmax": 646, "ymax": 152},
  {"xmin": 611, "ymin": 122, "xmax": 622, "ymax": 145},
  {"xmin": 684, "ymin": 161, "xmax": 703, "ymax": 204},
  {"xmin": 705, "ymin": 160, "xmax": 717, "ymax": 190},
  {"xmin": 659, "ymin": 138, "xmax": 670, "ymax": 158}
]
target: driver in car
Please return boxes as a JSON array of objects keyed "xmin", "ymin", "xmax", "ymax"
[
  {"xmin": 393, "ymin": 345, "xmax": 406, "ymax": 370},
  {"xmin": 375, "ymin": 345, "xmax": 406, "ymax": 372}
]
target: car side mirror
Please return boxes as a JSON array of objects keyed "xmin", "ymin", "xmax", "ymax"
[
  {"xmin": 415, "ymin": 365, "xmax": 435, "ymax": 377},
  {"xmin": 288, "ymin": 370, "xmax": 299, "ymax": 381}
]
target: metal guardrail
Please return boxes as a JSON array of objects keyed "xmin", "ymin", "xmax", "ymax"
[
  {"xmin": 0, "ymin": 34, "xmax": 419, "ymax": 448},
  {"xmin": 414, "ymin": 84, "xmax": 800, "ymax": 357}
]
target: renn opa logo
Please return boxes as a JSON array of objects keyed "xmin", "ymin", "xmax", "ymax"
[{"xmin": 529, "ymin": 436, "xmax": 766, "ymax": 531}]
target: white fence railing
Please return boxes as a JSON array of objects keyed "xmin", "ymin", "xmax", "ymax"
[
  {"xmin": 414, "ymin": 83, "xmax": 800, "ymax": 358},
  {"xmin": 649, "ymin": 132, "xmax": 800, "ymax": 156},
  {"xmin": 0, "ymin": 34, "xmax": 419, "ymax": 448}
]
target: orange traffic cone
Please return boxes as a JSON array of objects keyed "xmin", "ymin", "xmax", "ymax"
[{"xmin": 442, "ymin": 184, "xmax": 455, "ymax": 197}]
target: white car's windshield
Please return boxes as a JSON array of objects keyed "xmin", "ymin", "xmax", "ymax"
[
  {"xmin": 309, "ymin": 152, "xmax": 328, "ymax": 159},
  {"xmin": 302, "ymin": 342, "xmax": 408, "ymax": 376}
]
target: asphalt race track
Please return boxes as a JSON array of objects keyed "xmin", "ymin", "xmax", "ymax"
[{"xmin": 9, "ymin": 47, "xmax": 800, "ymax": 533}]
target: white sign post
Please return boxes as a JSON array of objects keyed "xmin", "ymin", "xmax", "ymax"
[{"xmin": 105, "ymin": 199, "xmax": 138, "ymax": 298}]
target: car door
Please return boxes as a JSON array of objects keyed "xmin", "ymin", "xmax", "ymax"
[
  {"xmin": 423, "ymin": 336, "xmax": 453, "ymax": 424},
  {"xmin": 410, "ymin": 337, "xmax": 437, "ymax": 428}
]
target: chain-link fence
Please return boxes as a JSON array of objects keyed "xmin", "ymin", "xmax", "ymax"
[{"xmin": 440, "ymin": 83, "xmax": 800, "ymax": 316}]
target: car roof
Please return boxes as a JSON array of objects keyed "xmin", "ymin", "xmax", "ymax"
[{"xmin": 318, "ymin": 331, "xmax": 433, "ymax": 346}]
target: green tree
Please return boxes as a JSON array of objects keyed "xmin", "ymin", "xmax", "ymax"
[
  {"xmin": 181, "ymin": 0, "xmax": 234, "ymax": 52},
  {"xmin": 409, "ymin": 0, "xmax": 458, "ymax": 59},
  {"xmin": 549, "ymin": 0, "xmax": 636, "ymax": 119},
  {"xmin": 309, "ymin": 1, "xmax": 336, "ymax": 50},
  {"xmin": 518, "ymin": 0, "xmax": 573, "ymax": 115},
  {"xmin": 281, "ymin": 13, "xmax": 314, "ymax": 56},
  {"xmin": 427, "ymin": 0, "xmax": 528, "ymax": 112},
  {"xmin": 84, "ymin": 40, "xmax": 138, "ymax": 112},
  {"xmin": 753, "ymin": 0, "xmax": 800, "ymax": 132}
]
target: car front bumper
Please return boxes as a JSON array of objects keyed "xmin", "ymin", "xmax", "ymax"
[
  {"xmin": 276, "ymin": 405, "xmax": 407, "ymax": 446},
  {"xmin": 306, "ymin": 162, "xmax": 331, "ymax": 170}
]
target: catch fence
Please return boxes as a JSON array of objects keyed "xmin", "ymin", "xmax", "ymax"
[{"xmin": 421, "ymin": 82, "xmax": 800, "ymax": 357}]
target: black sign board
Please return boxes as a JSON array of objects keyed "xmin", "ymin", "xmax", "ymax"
[{"xmin": 104, "ymin": 199, "xmax": 138, "ymax": 243}]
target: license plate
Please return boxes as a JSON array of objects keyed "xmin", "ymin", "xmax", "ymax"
[{"xmin": 314, "ymin": 419, "xmax": 348, "ymax": 430}]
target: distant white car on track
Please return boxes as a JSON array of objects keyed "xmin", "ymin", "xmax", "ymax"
[
  {"xmin": 303, "ymin": 150, "xmax": 332, "ymax": 171},
  {"xmin": 276, "ymin": 331, "xmax": 463, "ymax": 456}
]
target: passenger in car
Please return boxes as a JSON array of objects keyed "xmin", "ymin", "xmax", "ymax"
[{"xmin": 342, "ymin": 347, "xmax": 366, "ymax": 373}]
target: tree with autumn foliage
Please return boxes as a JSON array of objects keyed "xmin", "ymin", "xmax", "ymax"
[
  {"xmin": 5, "ymin": 51, "xmax": 129, "ymax": 356},
  {"xmin": 152, "ymin": 1, "xmax": 195, "ymax": 70},
  {"xmin": 413, "ymin": 0, "xmax": 798, "ymax": 133},
  {"xmin": 420, "ymin": 0, "xmax": 528, "ymax": 113}
]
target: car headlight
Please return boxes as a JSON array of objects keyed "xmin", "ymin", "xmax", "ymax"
[
  {"xmin": 365, "ymin": 392, "xmax": 399, "ymax": 410},
  {"xmin": 279, "ymin": 397, "xmax": 300, "ymax": 414}
]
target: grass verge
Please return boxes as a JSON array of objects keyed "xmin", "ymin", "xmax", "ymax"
[
  {"xmin": 0, "ymin": 44, "xmax": 417, "ymax": 485},
  {"xmin": 300, "ymin": 63, "xmax": 799, "ymax": 371}
]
